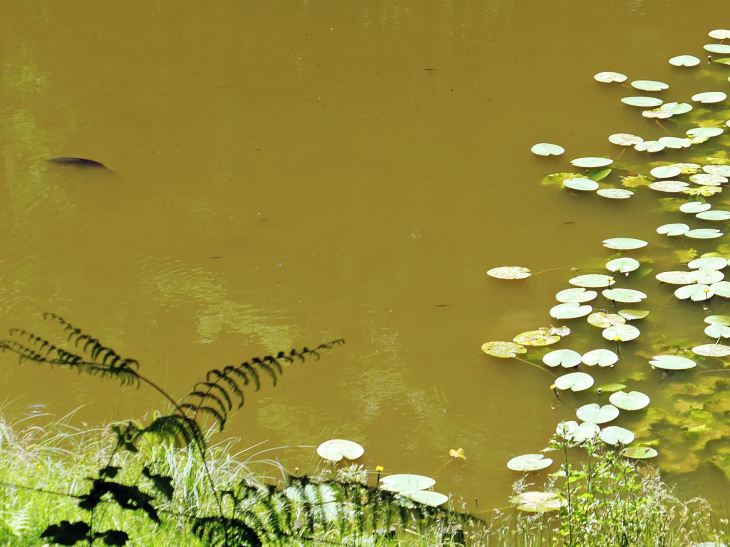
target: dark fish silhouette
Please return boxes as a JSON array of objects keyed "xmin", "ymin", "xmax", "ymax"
[{"xmin": 47, "ymin": 156, "xmax": 111, "ymax": 170}]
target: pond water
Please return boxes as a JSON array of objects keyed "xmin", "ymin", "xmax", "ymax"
[{"xmin": 1, "ymin": 0, "xmax": 729, "ymax": 512}]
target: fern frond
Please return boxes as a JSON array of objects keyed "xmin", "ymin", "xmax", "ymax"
[
  {"xmin": 144, "ymin": 415, "xmax": 205, "ymax": 452},
  {"xmin": 190, "ymin": 517, "xmax": 262, "ymax": 547}
]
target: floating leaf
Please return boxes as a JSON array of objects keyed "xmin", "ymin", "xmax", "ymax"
[
  {"xmin": 711, "ymin": 281, "xmax": 730, "ymax": 298},
  {"xmin": 709, "ymin": 29, "xmax": 730, "ymax": 39},
  {"xmin": 634, "ymin": 140, "xmax": 665, "ymax": 153},
  {"xmin": 704, "ymin": 324, "xmax": 730, "ymax": 338},
  {"xmin": 554, "ymin": 372, "xmax": 594, "ymax": 392},
  {"xmin": 674, "ymin": 284, "xmax": 713, "ymax": 301},
  {"xmin": 621, "ymin": 97, "xmax": 663, "ymax": 108},
  {"xmin": 576, "ymin": 403, "xmax": 620, "ymax": 424},
  {"xmin": 621, "ymin": 174, "xmax": 653, "ymax": 187},
  {"xmin": 606, "ymin": 257, "xmax": 640, "ymax": 273},
  {"xmin": 656, "ymin": 271, "xmax": 696, "ymax": 285},
  {"xmin": 597, "ymin": 188, "xmax": 634, "ymax": 199},
  {"xmin": 588, "ymin": 312, "xmax": 626, "ymax": 328},
  {"xmin": 602, "ymin": 238, "xmax": 647, "ymax": 250},
  {"xmin": 661, "ymin": 101, "xmax": 693, "ymax": 114},
  {"xmin": 670, "ymin": 163, "xmax": 701, "ymax": 174},
  {"xmin": 569, "ymin": 274, "xmax": 615, "ymax": 288},
  {"xmin": 657, "ymin": 223, "xmax": 690, "ymax": 236},
  {"xmin": 600, "ymin": 426, "xmax": 635, "ymax": 446},
  {"xmin": 690, "ymin": 174, "xmax": 727, "ymax": 185},
  {"xmin": 488, "ymin": 266, "xmax": 531, "ymax": 279},
  {"xmin": 684, "ymin": 185, "xmax": 722, "ymax": 197},
  {"xmin": 705, "ymin": 43, "xmax": 730, "ymax": 54},
  {"xmin": 481, "ymin": 341, "xmax": 527, "ymax": 358},
  {"xmin": 555, "ymin": 288, "xmax": 597, "ymax": 303},
  {"xmin": 609, "ymin": 133, "xmax": 643, "ymax": 146},
  {"xmin": 649, "ymin": 181, "xmax": 689, "ymax": 193},
  {"xmin": 649, "ymin": 355, "xmax": 696, "ymax": 370},
  {"xmin": 692, "ymin": 344, "xmax": 730, "ymax": 357},
  {"xmin": 714, "ymin": 58, "xmax": 730, "ymax": 65},
  {"xmin": 513, "ymin": 329, "xmax": 561, "ymax": 346},
  {"xmin": 618, "ymin": 309, "xmax": 649, "ymax": 320},
  {"xmin": 642, "ymin": 108, "xmax": 672, "ymax": 119},
  {"xmin": 631, "ymin": 80, "xmax": 668, "ymax": 91},
  {"xmin": 531, "ymin": 143, "xmax": 565, "ymax": 156},
  {"xmin": 681, "ymin": 202, "xmax": 712, "ymax": 214},
  {"xmin": 380, "ymin": 474, "xmax": 435, "ymax": 493},
  {"xmin": 317, "ymin": 439, "xmax": 365, "ymax": 461},
  {"xmin": 697, "ymin": 210, "xmax": 730, "ymax": 221},
  {"xmin": 582, "ymin": 348, "xmax": 618, "ymax": 367},
  {"xmin": 543, "ymin": 349, "xmax": 582, "ymax": 368},
  {"xmin": 692, "ymin": 91, "xmax": 727, "ymax": 104},
  {"xmin": 548, "ymin": 326, "xmax": 571, "ymax": 337},
  {"xmin": 564, "ymin": 178, "xmax": 599, "ymax": 191},
  {"xmin": 587, "ymin": 168, "xmax": 612, "ymax": 182},
  {"xmin": 651, "ymin": 166, "xmax": 681, "ymax": 179},
  {"xmin": 570, "ymin": 157, "xmax": 613, "ymax": 168},
  {"xmin": 704, "ymin": 165, "xmax": 730, "ymax": 176},
  {"xmin": 687, "ymin": 127, "xmax": 724, "ymax": 138},
  {"xmin": 658, "ymin": 136, "xmax": 691, "ymax": 149},
  {"xmin": 621, "ymin": 447, "xmax": 658, "ymax": 459},
  {"xmin": 685, "ymin": 229, "xmax": 723, "ymax": 239},
  {"xmin": 597, "ymin": 383, "xmax": 627, "ymax": 393},
  {"xmin": 706, "ymin": 315, "xmax": 730, "ymax": 326},
  {"xmin": 669, "ymin": 55, "xmax": 700, "ymax": 67},
  {"xmin": 556, "ymin": 420, "xmax": 600, "ymax": 442},
  {"xmin": 602, "ymin": 288, "xmax": 647, "ymax": 303},
  {"xmin": 594, "ymin": 71, "xmax": 627, "ymax": 83},
  {"xmin": 609, "ymin": 391, "xmax": 650, "ymax": 411},
  {"xmin": 507, "ymin": 454, "xmax": 553, "ymax": 472},
  {"xmin": 690, "ymin": 270, "xmax": 724, "ymax": 284},
  {"xmin": 602, "ymin": 324, "xmax": 640, "ymax": 342},
  {"xmin": 550, "ymin": 303, "xmax": 592, "ymax": 319},
  {"xmin": 400, "ymin": 490, "xmax": 448, "ymax": 506},
  {"xmin": 511, "ymin": 491, "xmax": 566, "ymax": 512}
]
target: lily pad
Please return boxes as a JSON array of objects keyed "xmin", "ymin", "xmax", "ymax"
[
  {"xmin": 602, "ymin": 238, "xmax": 647, "ymax": 250},
  {"xmin": 685, "ymin": 229, "xmax": 723, "ymax": 239},
  {"xmin": 690, "ymin": 270, "xmax": 724, "ymax": 284},
  {"xmin": 670, "ymin": 163, "xmax": 701, "ymax": 174},
  {"xmin": 669, "ymin": 55, "xmax": 700, "ymax": 67},
  {"xmin": 606, "ymin": 257, "xmax": 640, "ymax": 273},
  {"xmin": 317, "ymin": 439, "xmax": 365, "ymax": 461},
  {"xmin": 649, "ymin": 181, "xmax": 689, "ymax": 193},
  {"xmin": 656, "ymin": 271, "xmax": 695, "ymax": 285},
  {"xmin": 642, "ymin": 108, "xmax": 672, "ymax": 119},
  {"xmin": 597, "ymin": 383, "xmax": 627, "ymax": 393},
  {"xmin": 599, "ymin": 426, "xmax": 635, "ymax": 446},
  {"xmin": 609, "ymin": 391, "xmax": 650, "ymax": 411},
  {"xmin": 597, "ymin": 188, "xmax": 634, "ymax": 199},
  {"xmin": 571, "ymin": 157, "xmax": 613, "ymax": 168},
  {"xmin": 564, "ymin": 178, "xmax": 599, "ymax": 191},
  {"xmin": 618, "ymin": 309, "xmax": 649, "ymax": 320},
  {"xmin": 380, "ymin": 474, "xmax": 435, "ymax": 493},
  {"xmin": 621, "ymin": 447, "xmax": 658, "ymax": 459},
  {"xmin": 556, "ymin": 420, "xmax": 600, "ymax": 442},
  {"xmin": 507, "ymin": 454, "xmax": 553, "ymax": 472},
  {"xmin": 511, "ymin": 491, "xmax": 565, "ymax": 512},
  {"xmin": 657, "ymin": 223, "xmax": 690, "ymax": 236},
  {"xmin": 555, "ymin": 288, "xmax": 598, "ymax": 303},
  {"xmin": 711, "ymin": 281, "xmax": 730, "ymax": 297},
  {"xmin": 609, "ymin": 133, "xmax": 643, "ymax": 146},
  {"xmin": 594, "ymin": 71, "xmax": 627, "ymax": 83},
  {"xmin": 399, "ymin": 490, "xmax": 448, "ymax": 506},
  {"xmin": 687, "ymin": 127, "xmax": 724, "ymax": 138},
  {"xmin": 576, "ymin": 403, "xmax": 620, "ymax": 424},
  {"xmin": 602, "ymin": 324, "xmax": 640, "ymax": 342},
  {"xmin": 588, "ymin": 312, "xmax": 625, "ymax": 328},
  {"xmin": 481, "ymin": 341, "xmax": 527, "ymax": 358},
  {"xmin": 582, "ymin": 348, "xmax": 618, "ymax": 367},
  {"xmin": 569, "ymin": 274, "xmax": 615, "ymax": 288},
  {"xmin": 705, "ymin": 43, "xmax": 730, "ymax": 54},
  {"xmin": 692, "ymin": 91, "xmax": 727, "ymax": 104},
  {"xmin": 531, "ymin": 143, "xmax": 565, "ymax": 156},
  {"xmin": 634, "ymin": 140, "xmax": 665, "ymax": 153},
  {"xmin": 658, "ymin": 136, "xmax": 691, "ymax": 149},
  {"xmin": 704, "ymin": 324, "xmax": 730, "ymax": 338},
  {"xmin": 651, "ymin": 166, "xmax": 682, "ymax": 179},
  {"xmin": 649, "ymin": 355, "xmax": 696, "ymax": 370},
  {"xmin": 661, "ymin": 101, "xmax": 693, "ymax": 114},
  {"xmin": 692, "ymin": 344, "xmax": 730, "ymax": 357},
  {"xmin": 706, "ymin": 315, "xmax": 730, "ymax": 326},
  {"xmin": 690, "ymin": 174, "xmax": 727, "ymax": 185},
  {"xmin": 631, "ymin": 80, "xmax": 668, "ymax": 91},
  {"xmin": 513, "ymin": 329, "xmax": 561, "ymax": 346},
  {"xmin": 601, "ymin": 288, "xmax": 647, "ymax": 303},
  {"xmin": 550, "ymin": 303, "xmax": 592, "ymax": 319},
  {"xmin": 709, "ymin": 29, "xmax": 730, "ymax": 39},
  {"xmin": 703, "ymin": 165, "xmax": 730, "ymax": 176},
  {"xmin": 697, "ymin": 210, "xmax": 730, "ymax": 221},
  {"xmin": 543, "ymin": 349, "xmax": 582, "ymax": 368},
  {"xmin": 674, "ymin": 284, "xmax": 713, "ymax": 301},
  {"xmin": 488, "ymin": 266, "xmax": 531, "ymax": 279},
  {"xmin": 621, "ymin": 97, "xmax": 663, "ymax": 108},
  {"xmin": 680, "ymin": 202, "xmax": 712, "ymax": 213},
  {"xmin": 554, "ymin": 372, "xmax": 594, "ymax": 392}
]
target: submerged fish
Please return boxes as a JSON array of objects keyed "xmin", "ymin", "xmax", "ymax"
[{"xmin": 47, "ymin": 156, "xmax": 111, "ymax": 170}]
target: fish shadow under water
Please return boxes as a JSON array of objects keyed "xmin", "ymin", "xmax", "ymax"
[{"xmin": 47, "ymin": 156, "xmax": 113, "ymax": 172}]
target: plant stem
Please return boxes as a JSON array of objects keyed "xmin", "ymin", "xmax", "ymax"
[{"xmin": 514, "ymin": 357, "xmax": 556, "ymax": 377}]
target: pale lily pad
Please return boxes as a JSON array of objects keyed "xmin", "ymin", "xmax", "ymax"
[
  {"xmin": 711, "ymin": 281, "xmax": 730, "ymax": 297},
  {"xmin": 706, "ymin": 315, "xmax": 730, "ymax": 326},
  {"xmin": 380, "ymin": 474, "xmax": 435, "ymax": 493},
  {"xmin": 550, "ymin": 303, "xmax": 592, "ymax": 319},
  {"xmin": 609, "ymin": 391, "xmax": 650, "ymax": 411},
  {"xmin": 606, "ymin": 257, "xmax": 640, "ymax": 273},
  {"xmin": 594, "ymin": 71, "xmax": 627, "ymax": 83},
  {"xmin": 670, "ymin": 163, "xmax": 701, "ymax": 174},
  {"xmin": 555, "ymin": 288, "xmax": 597, "ymax": 303},
  {"xmin": 488, "ymin": 266, "xmax": 531, "ymax": 279},
  {"xmin": 649, "ymin": 355, "xmax": 696, "ymax": 370},
  {"xmin": 618, "ymin": 309, "xmax": 649, "ymax": 320},
  {"xmin": 690, "ymin": 174, "xmax": 727, "ymax": 185},
  {"xmin": 571, "ymin": 157, "xmax": 613, "ymax": 168},
  {"xmin": 548, "ymin": 326, "xmax": 571, "ymax": 337},
  {"xmin": 556, "ymin": 420, "xmax": 600, "ymax": 442},
  {"xmin": 555, "ymin": 372, "xmax": 594, "ymax": 392},
  {"xmin": 602, "ymin": 238, "xmax": 647, "ymax": 250},
  {"xmin": 651, "ymin": 166, "xmax": 681, "ymax": 179},
  {"xmin": 658, "ymin": 136, "xmax": 691, "ymax": 149},
  {"xmin": 511, "ymin": 491, "xmax": 565, "ymax": 512},
  {"xmin": 705, "ymin": 43, "xmax": 730, "ymax": 54},
  {"xmin": 690, "ymin": 270, "xmax": 724, "ymax": 284},
  {"xmin": 674, "ymin": 284, "xmax": 713, "ymax": 301},
  {"xmin": 680, "ymin": 202, "xmax": 712, "ymax": 213},
  {"xmin": 317, "ymin": 439, "xmax": 365, "ymax": 461},
  {"xmin": 709, "ymin": 29, "xmax": 730, "ymax": 40},
  {"xmin": 634, "ymin": 140, "xmax": 665, "ymax": 153},
  {"xmin": 576, "ymin": 403, "xmax": 619, "ymax": 424},
  {"xmin": 602, "ymin": 324, "xmax": 640, "ymax": 342},
  {"xmin": 622, "ymin": 447, "xmax": 658, "ymax": 459},
  {"xmin": 609, "ymin": 133, "xmax": 643, "ymax": 146},
  {"xmin": 569, "ymin": 274, "xmax": 615, "ymax": 288},
  {"xmin": 602, "ymin": 288, "xmax": 647, "ymax": 303},
  {"xmin": 600, "ymin": 426, "xmax": 635, "ymax": 446},
  {"xmin": 685, "ymin": 229, "xmax": 723, "ymax": 239},
  {"xmin": 582, "ymin": 348, "xmax": 618, "ymax": 367},
  {"xmin": 631, "ymin": 80, "xmax": 668, "ymax": 91},
  {"xmin": 687, "ymin": 127, "xmax": 724, "ymax": 138},
  {"xmin": 703, "ymin": 165, "xmax": 730, "ymax": 176},
  {"xmin": 543, "ymin": 349, "xmax": 582, "ymax": 368},
  {"xmin": 692, "ymin": 91, "xmax": 727, "ymax": 104},
  {"xmin": 697, "ymin": 210, "xmax": 730, "ymax": 221},
  {"xmin": 692, "ymin": 344, "xmax": 730, "ymax": 357},
  {"xmin": 621, "ymin": 97, "xmax": 663, "ymax": 108},
  {"xmin": 656, "ymin": 271, "xmax": 696, "ymax": 285},
  {"xmin": 705, "ymin": 324, "xmax": 730, "ymax": 338},
  {"xmin": 531, "ymin": 143, "xmax": 565, "ymax": 156},
  {"xmin": 642, "ymin": 109, "xmax": 672, "ymax": 119},
  {"xmin": 661, "ymin": 101, "xmax": 693, "ymax": 114},
  {"xmin": 597, "ymin": 188, "xmax": 634, "ymax": 199},
  {"xmin": 588, "ymin": 312, "xmax": 626, "ymax": 328},
  {"xmin": 399, "ymin": 490, "xmax": 448, "ymax": 506},
  {"xmin": 669, "ymin": 55, "xmax": 700, "ymax": 67},
  {"xmin": 481, "ymin": 341, "xmax": 527, "ymax": 358},
  {"xmin": 657, "ymin": 223, "xmax": 690, "ymax": 236},
  {"xmin": 564, "ymin": 178, "xmax": 599, "ymax": 191},
  {"xmin": 513, "ymin": 329, "xmax": 561, "ymax": 346},
  {"xmin": 597, "ymin": 383, "xmax": 627, "ymax": 393},
  {"xmin": 507, "ymin": 453, "xmax": 553, "ymax": 472},
  {"xmin": 649, "ymin": 181, "xmax": 689, "ymax": 193}
]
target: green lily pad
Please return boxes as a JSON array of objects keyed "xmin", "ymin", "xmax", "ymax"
[
  {"xmin": 531, "ymin": 143, "xmax": 565, "ymax": 156},
  {"xmin": 488, "ymin": 266, "xmax": 531, "ymax": 279},
  {"xmin": 680, "ymin": 202, "xmax": 712, "ymax": 213},
  {"xmin": 602, "ymin": 324, "xmax": 640, "ymax": 342},
  {"xmin": 597, "ymin": 188, "xmax": 634, "ymax": 199},
  {"xmin": 692, "ymin": 91, "xmax": 727, "ymax": 104},
  {"xmin": 602, "ymin": 288, "xmax": 647, "ymax": 303},
  {"xmin": 569, "ymin": 274, "xmax": 615, "ymax": 288},
  {"xmin": 650, "ymin": 181, "xmax": 689, "ymax": 193},
  {"xmin": 555, "ymin": 288, "xmax": 598, "ymax": 303},
  {"xmin": 587, "ymin": 168, "xmax": 612, "ymax": 181},
  {"xmin": 543, "ymin": 349, "xmax": 582, "ymax": 368},
  {"xmin": 661, "ymin": 101, "xmax": 693, "ymax": 114},
  {"xmin": 618, "ymin": 309, "xmax": 649, "ymax": 320},
  {"xmin": 550, "ymin": 303, "xmax": 592, "ymax": 319},
  {"xmin": 556, "ymin": 420, "xmax": 600, "ymax": 442},
  {"xmin": 399, "ymin": 490, "xmax": 448, "ymax": 506},
  {"xmin": 571, "ymin": 157, "xmax": 613, "ymax": 168},
  {"xmin": 621, "ymin": 97, "xmax": 663, "ymax": 108},
  {"xmin": 602, "ymin": 238, "xmax": 648, "ymax": 250},
  {"xmin": 606, "ymin": 257, "xmax": 640, "ymax": 273},
  {"xmin": 714, "ymin": 58, "xmax": 730, "ymax": 65},
  {"xmin": 609, "ymin": 133, "xmax": 643, "ymax": 146},
  {"xmin": 712, "ymin": 281, "xmax": 730, "ymax": 297},
  {"xmin": 582, "ymin": 348, "xmax": 618, "ymax": 367},
  {"xmin": 588, "ymin": 312, "xmax": 625, "ymax": 328},
  {"xmin": 705, "ymin": 324, "xmax": 730, "ymax": 338},
  {"xmin": 656, "ymin": 271, "xmax": 695, "ymax": 284},
  {"xmin": 621, "ymin": 447, "xmax": 658, "ymax": 459},
  {"xmin": 649, "ymin": 355, "xmax": 696, "ymax": 370},
  {"xmin": 658, "ymin": 136, "xmax": 691, "ymax": 149},
  {"xmin": 692, "ymin": 344, "xmax": 730, "ymax": 357},
  {"xmin": 597, "ymin": 383, "xmax": 627, "ymax": 393},
  {"xmin": 690, "ymin": 270, "xmax": 724, "ymax": 284},
  {"xmin": 631, "ymin": 80, "xmax": 668, "ymax": 91},
  {"xmin": 599, "ymin": 426, "xmax": 635, "ymax": 446},
  {"xmin": 380, "ymin": 474, "xmax": 435, "ymax": 493},
  {"xmin": 651, "ymin": 166, "xmax": 681, "ymax": 178},
  {"xmin": 635, "ymin": 140, "xmax": 665, "ymax": 153},
  {"xmin": 576, "ymin": 403, "xmax": 620, "ymax": 424},
  {"xmin": 513, "ymin": 329, "xmax": 561, "ymax": 346},
  {"xmin": 674, "ymin": 284, "xmax": 713, "ymax": 301},
  {"xmin": 687, "ymin": 127, "xmax": 724, "ymax": 138},
  {"xmin": 685, "ymin": 229, "xmax": 723, "ymax": 239},
  {"xmin": 705, "ymin": 43, "xmax": 730, "ymax": 54},
  {"xmin": 481, "ymin": 341, "xmax": 527, "ymax": 358},
  {"xmin": 511, "ymin": 491, "xmax": 566, "ymax": 512},
  {"xmin": 669, "ymin": 55, "xmax": 700, "ymax": 67},
  {"xmin": 657, "ymin": 223, "xmax": 690, "ymax": 236},
  {"xmin": 555, "ymin": 372, "xmax": 594, "ymax": 392},
  {"xmin": 709, "ymin": 29, "xmax": 730, "ymax": 39},
  {"xmin": 706, "ymin": 315, "xmax": 730, "ymax": 326},
  {"xmin": 564, "ymin": 178, "xmax": 599, "ymax": 191},
  {"xmin": 507, "ymin": 453, "xmax": 553, "ymax": 472},
  {"xmin": 697, "ymin": 210, "xmax": 730, "ymax": 221},
  {"xmin": 317, "ymin": 439, "xmax": 365, "ymax": 461},
  {"xmin": 609, "ymin": 391, "xmax": 650, "ymax": 411},
  {"xmin": 594, "ymin": 71, "xmax": 627, "ymax": 83}
]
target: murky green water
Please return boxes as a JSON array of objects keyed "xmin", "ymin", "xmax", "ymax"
[{"xmin": 1, "ymin": 0, "xmax": 730, "ymax": 512}]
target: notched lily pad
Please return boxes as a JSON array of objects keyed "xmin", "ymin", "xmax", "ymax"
[
  {"xmin": 481, "ymin": 341, "xmax": 527, "ymax": 358},
  {"xmin": 507, "ymin": 453, "xmax": 553, "ymax": 472},
  {"xmin": 556, "ymin": 288, "xmax": 598, "ymax": 303},
  {"xmin": 399, "ymin": 490, "xmax": 448, "ymax": 506},
  {"xmin": 569, "ymin": 274, "xmax": 615, "ymax": 288},
  {"xmin": 513, "ymin": 329, "xmax": 561, "ymax": 346},
  {"xmin": 657, "ymin": 223, "xmax": 690, "ymax": 236},
  {"xmin": 380, "ymin": 474, "xmax": 436, "ymax": 493},
  {"xmin": 649, "ymin": 355, "xmax": 696, "ymax": 370},
  {"xmin": 606, "ymin": 257, "xmax": 640, "ymax": 273},
  {"xmin": 601, "ymin": 288, "xmax": 647, "ymax": 303},
  {"xmin": 609, "ymin": 133, "xmax": 643, "ymax": 146},
  {"xmin": 488, "ymin": 266, "xmax": 531, "ymax": 279},
  {"xmin": 618, "ymin": 309, "xmax": 649, "ymax": 321},
  {"xmin": 588, "ymin": 312, "xmax": 625, "ymax": 328},
  {"xmin": 600, "ymin": 426, "xmax": 635, "ymax": 446},
  {"xmin": 531, "ymin": 143, "xmax": 565, "ymax": 156},
  {"xmin": 609, "ymin": 391, "xmax": 650, "ymax": 411},
  {"xmin": 576, "ymin": 403, "xmax": 620, "ymax": 424},
  {"xmin": 692, "ymin": 344, "xmax": 730, "ymax": 357},
  {"xmin": 669, "ymin": 55, "xmax": 700, "ymax": 67},
  {"xmin": 317, "ymin": 439, "xmax": 365, "ymax": 461},
  {"xmin": 594, "ymin": 72, "xmax": 627, "ymax": 83},
  {"xmin": 543, "ymin": 349, "xmax": 582, "ymax": 368},
  {"xmin": 582, "ymin": 348, "xmax": 618, "ymax": 367},
  {"xmin": 621, "ymin": 447, "xmax": 658, "ymax": 459},
  {"xmin": 602, "ymin": 324, "xmax": 640, "ymax": 341},
  {"xmin": 554, "ymin": 372, "xmax": 594, "ymax": 392},
  {"xmin": 550, "ymin": 302, "xmax": 592, "ymax": 319},
  {"xmin": 602, "ymin": 238, "xmax": 647, "ymax": 250}
]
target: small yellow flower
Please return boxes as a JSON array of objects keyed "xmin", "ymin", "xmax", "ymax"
[
  {"xmin": 375, "ymin": 465, "xmax": 384, "ymax": 472},
  {"xmin": 449, "ymin": 448, "xmax": 466, "ymax": 461},
  {"xmin": 550, "ymin": 384, "xmax": 557, "ymax": 391}
]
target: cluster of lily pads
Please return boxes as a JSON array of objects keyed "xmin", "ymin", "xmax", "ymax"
[{"xmin": 489, "ymin": 28, "xmax": 730, "ymax": 512}]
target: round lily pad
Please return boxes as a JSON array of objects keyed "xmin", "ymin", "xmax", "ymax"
[
  {"xmin": 692, "ymin": 92, "xmax": 727, "ymax": 104},
  {"xmin": 602, "ymin": 238, "xmax": 647, "ymax": 250},
  {"xmin": 711, "ymin": 281, "xmax": 730, "ymax": 298},
  {"xmin": 621, "ymin": 447, "xmax": 658, "ymax": 459},
  {"xmin": 657, "ymin": 223, "xmax": 690, "ymax": 236},
  {"xmin": 602, "ymin": 288, "xmax": 647, "ymax": 303},
  {"xmin": 658, "ymin": 136, "xmax": 691, "ymax": 149},
  {"xmin": 705, "ymin": 43, "xmax": 730, "ymax": 54},
  {"xmin": 564, "ymin": 178, "xmax": 599, "ymax": 191},
  {"xmin": 556, "ymin": 420, "xmax": 600, "ymax": 442},
  {"xmin": 588, "ymin": 312, "xmax": 625, "ymax": 328},
  {"xmin": 690, "ymin": 270, "xmax": 724, "ymax": 284},
  {"xmin": 687, "ymin": 127, "xmax": 724, "ymax": 138},
  {"xmin": 621, "ymin": 97, "xmax": 663, "ymax": 108},
  {"xmin": 697, "ymin": 210, "xmax": 730, "ymax": 221},
  {"xmin": 649, "ymin": 355, "xmax": 696, "ymax": 370},
  {"xmin": 543, "ymin": 349, "xmax": 582, "ymax": 368},
  {"xmin": 706, "ymin": 315, "xmax": 730, "ymax": 326},
  {"xmin": 705, "ymin": 324, "xmax": 730, "ymax": 338},
  {"xmin": 661, "ymin": 101, "xmax": 693, "ymax": 114},
  {"xmin": 634, "ymin": 140, "xmax": 665, "ymax": 153},
  {"xmin": 594, "ymin": 72, "xmax": 627, "ymax": 83},
  {"xmin": 507, "ymin": 454, "xmax": 553, "ymax": 472},
  {"xmin": 569, "ymin": 274, "xmax": 615, "ymax": 288},
  {"xmin": 709, "ymin": 29, "xmax": 730, "ymax": 39},
  {"xmin": 680, "ymin": 202, "xmax": 712, "ymax": 213},
  {"xmin": 576, "ymin": 403, "xmax": 619, "ymax": 424},
  {"xmin": 571, "ymin": 157, "xmax": 613, "ymax": 168},
  {"xmin": 400, "ymin": 490, "xmax": 448, "ymax": 506},
  {"xmin": 685, "ymin": 229, "xmax": 723, "ymax": 239},
  {"xmin": 597, "ymin": 188, "xmax": 634, "ymax": 199},
  {"xmin": 609, "ymin": 391, "xmax": 650, "ymax": 411},
  {"xmin": 609, "ymin": 133, "xmax": 643, "ymax": 146},
  {"xmin": 649, "ymin": 181, "xmax": 689, "ymax": 193},
  {"xmin": 380, "ymin": 474, "xmax": 435, "ymax": 493},
  {"xmin": 675, "ymin": 284, "xmax": 713, "ymax": 301},
  {"xmin": 689, "ymin": 174, "xmax": 726, "ymax": 185},
  {"xmin": 488, "ymin": 266, "xmax": 531, "ymax": 279},
  {"xmin": 550, "ymin": 302, "xmax": 593, "ymax": 319},
  {"xmin": 602, "ymin": 324, "xmax": 640, "ymax": 342},
  {"xmin": 671, "ymin": 163, "xmax": 701, "ymax": 174},
  {"xmin": 531, "ymin": 143, "xmax": 565, "ymax": 156},
  {"xmin": 656, "ymin": 271, "xmax": 695, "ymax": 285},
  {"xmin": 618, "ymin": 309, "xmax": 649, "ymax": 321},
  {"xmin": 555, "ymin": 288, "xmax": 597, "ymax": 303},
  {"xmin": 669, "ymin": 55, "xmax": 700, "ymax": 67},
  {"xmin": 600, "ymin": 426, "xmax": 635, "ymax": 446},
  {"xmin": 606, "ymin": 257, "xmax": 640, "ymax": 273},
  {"xmin": 703, "ymin": 165, "xmax": 730, "ymax": 176},
  {"xmin": 513, "ymin": 330, "xmax": 560, "ymax": 346},
  {"xmin": 317, "ymin": 439, "xmax": 365, "ymax": 461},
  {"xmin": 631, "ymin": 80, "xmax": 668, "ymax": 91},
  {"xmin": 481, "ymin": 341, "xmax": 527, "ymax": 358},
  {"xmin": 651, "ymin": 166, "xmax": 681, "ymax": 179},
  {"xmin": 692, "ymin": 344, "xmax": 730, "ymax": 357},
  {"xmin": 582, "ymin": 348, "xmax": 618, "ymax": 367},
  {"xmin": 555, "ymin": 372, "xmax": 594, "ymax": 392},
  {"xmin": 511, "ymin": 491, "xmax": 565, "ymax": 512}
]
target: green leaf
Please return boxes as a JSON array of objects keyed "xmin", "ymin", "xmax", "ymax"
[
  {"xmin": 621, "ymin": 447, "xmax": 658, "ymax": 459},
  {"xmin": 602, "ymin": 238, "xmax": 648, "ymax": 250},
  {"xmin": 481, "ymin": 341, "xmax": 527, "ymax": 358},
  {"xmin": 581, "ymin": 349, "xmax": 618, "ymax": 367},
  {"xmin": 555, "ymin": 372, "xmax": 594, "ymax": 392},
  {"xmin": 649, "ymin": 355, "xmax": 696, "ymax": 370},
  {"xmin": 668, "ymin": 55, "xmax": 700, "ymax": 67},
  {"xmin": 599, "ymin": 426, "xmax": 635, "ymax": 446},
  {"xmin": 588, "ymin": 168, "xmax": 612, "ymax": 181},
  {"xmin": 542, "ymin": 349, "xmax": 582, "ymax": 368},
  {"xmin": 571, "ymin": 157, "xmax": 613, "ymax": 168},
  {"xmin": 531, "ymin": 143, "xmax": 565, "ymax": 156},
  {"xmin": 576, "ymin": 403, "xmax": 620, "ymax": 424},
  {"xmin": 380, "ymin": 474, "xmax": 435, "ymax": 493},
  {"xmin": 609, "ymin": 391, "xmax": 650, "ymax": 411}
]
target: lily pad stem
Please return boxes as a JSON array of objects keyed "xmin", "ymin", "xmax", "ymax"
[
  {"xmin": 654, "ymin": 119, "xmax": 671, "ymax": 135},
  {"xmin": 515, "ymin": 357, "xmax": 556, "ymax": 377}
]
